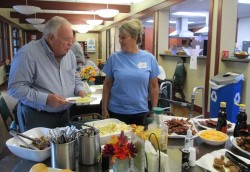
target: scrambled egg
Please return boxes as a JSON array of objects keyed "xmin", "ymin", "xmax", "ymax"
[
  {"xmin": 75, "ymin": 97, "xmax": 92, "ymax": 103},
  {"xmin": 97, "ymin": 123, "xmax": 131, "ymax": 136}
]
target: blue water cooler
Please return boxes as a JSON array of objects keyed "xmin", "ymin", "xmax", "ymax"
[{"xmin": 209, "ymin": 72, "xmax": 244, "ymax": 123}]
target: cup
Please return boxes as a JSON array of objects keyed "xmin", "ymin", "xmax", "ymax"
[
  {"xmin": 51, "ymin": 139, "xmax": 76, "ymax": 170},
  {"xmin": 222, "ymin": 50, "xmax": 229, "ymax": 58},
  {"xmin": 78, "ymin": 128, "xmax": 101, "ymax": 165}
]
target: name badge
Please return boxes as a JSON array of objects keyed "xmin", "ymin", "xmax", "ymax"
[{"xmin": 138, "ymin": 62, "xmax": 147, "ymax": 68}]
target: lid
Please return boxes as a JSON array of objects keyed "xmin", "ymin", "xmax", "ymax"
[
  {"xmin": 220, "ymin": 102, "xmax": 226, "ymax": 107},
  {"xmin": 239, "ymin": 104, "xmax": 246, "ymax": 109},
  {"xmin": 211, "ymin": 72, "xmax": 243, "ymax": 85},
  {"xmin": 153, "ymin": 107, "xmax": 164, "ymax": 115}
]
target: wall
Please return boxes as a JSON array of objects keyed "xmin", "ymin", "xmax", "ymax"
[
  {"xmin": 144, "ymin": 27, "xmax": 154, "ymax": 53},
  {"xmin": 76, "ymin": 33, "xmax": 99, "ymax": 65},
  {"xmin": 237, "ymin": 17, "xmax": 250, "ymax": 51}
]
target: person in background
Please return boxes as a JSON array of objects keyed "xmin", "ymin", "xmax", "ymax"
[
  {"xmin": 8, "ymin": 16, "xmax": 86, "ymax": 132},
  {"xmin": 71, "ymin": 30, "xmax": 85, "ymax": 70},
  {"xmin": 102, "ymin": 18, "xmax": 160, "ymax": 125},
  {"xmin": 82, "ymin": 53, "xmax": 98, "ymax": 71},
  {"xmin": 158, "ymin": 65, "xmax": 166, "ymax": 81}
]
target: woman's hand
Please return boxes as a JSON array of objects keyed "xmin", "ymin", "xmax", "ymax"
[{"xmin": 102, "ymin": 109, "xmax": 110, "ymax": 119}]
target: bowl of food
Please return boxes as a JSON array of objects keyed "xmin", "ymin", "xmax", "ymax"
[
  {"xmin": 164, "ymin": 50, "xmax": 172, "ymax": 55},
  {"xmin": 6, "ymin": 127, "xmax": 51, "ymax": 162},
  {"xmin": 198, "ymin": 129, "xmax": 229, "ymax": 146},
  {"xmin": 234, "ymin": 51, "xmax": 249, "ymax": 59}
]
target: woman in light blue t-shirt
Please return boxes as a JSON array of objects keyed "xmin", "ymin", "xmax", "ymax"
[{"xmin": 102, "ymin": 19, "xmax": 160, "ymax": 125}]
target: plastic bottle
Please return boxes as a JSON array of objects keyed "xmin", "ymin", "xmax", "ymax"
[
  {"xmin": 216, "ymin": 102, "xmax": 228, "ymax": 133},
  {"xmin": 159, "ymin": 116, "xmax": 168, "ymax": 151},
  {"xmin": 234, "ymin": 104, "xmax": 249, "ymax": 137},
  {"xmin": 185, "ymin": 125, "xmax": 193, "ymax": 149},
  {"xmin": 147, "ymin": 107, "xmax": 164, "ymax": 150}
]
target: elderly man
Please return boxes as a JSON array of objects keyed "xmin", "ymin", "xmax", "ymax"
[
  {"xmin": 8, "ymin": 16, "xmax": 86, "ymax": 132},
  {"xmin": 71, "ymin": 30, "xmax": 85, "ymax": 70}
]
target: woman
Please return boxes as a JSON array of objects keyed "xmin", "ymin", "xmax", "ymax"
[{"xmin": 102, "ymin": 19, "xmax": 160, "ymax": 125}]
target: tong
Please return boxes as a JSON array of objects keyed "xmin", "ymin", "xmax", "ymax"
[
  {"xmin": 9, "ymin": 131, "xmax": 38, "ymax": 150},
  {"xmin": 225, "ymin": 151, "xmax": 250, "ymax": 172},
  {"xmin": 9, "ymin": 130, "xmax": 41, "ymax": 145}
]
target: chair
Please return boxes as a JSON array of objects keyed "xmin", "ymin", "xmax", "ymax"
[
  {"xmin": 0, "ymin": 92, "xmax": 17, "ymax": 131},
  {"xmin": 70, "ymin": 113, "xmax": 102, "ymax": 129},
  {"xmin": 172, "ymin": 60, "xmax": 186, "ymax": 101}
]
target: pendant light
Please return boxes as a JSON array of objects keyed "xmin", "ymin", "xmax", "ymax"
[
  {"xmin": 96, "ymin": 3, "xmax": 119, "ymax": 18},
  {"xmin": 13, "ymin": 0, "xmax": 41, "ymax": 15}
]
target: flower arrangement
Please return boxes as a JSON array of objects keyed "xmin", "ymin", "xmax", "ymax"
[
  {"xmin": 102, "ymin": 131, "xmax": 138, "ymax": 164},
  {"xmin": 79, "ymin": 66, "xmax": 96, "ymax": 82}
]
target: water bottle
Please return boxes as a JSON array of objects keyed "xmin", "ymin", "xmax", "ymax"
[
  {"xmin": 185, "ymin": 125, "xmax": 193, "ymax": 149},
  {"xmin": 216, "ymin": 102, "xmax": 228, "ymax": 133}
]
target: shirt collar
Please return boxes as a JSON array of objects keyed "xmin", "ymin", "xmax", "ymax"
[{"xmin": 41, "ymin": 37, "xmax": 55, "ymax": 57}]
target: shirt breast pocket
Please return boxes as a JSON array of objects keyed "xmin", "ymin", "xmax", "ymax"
[{"xmin": 65, "ymin": 69, "xmax": 75, "ymax": 83}]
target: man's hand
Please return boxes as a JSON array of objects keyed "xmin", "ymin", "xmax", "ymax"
[
  {"xmin": 47, "ymin": 94, "xmax": 67, "ymax": 108},
  {"xmin": 78, "ymin": 90, "xmax": 87, "ymax": 97}
]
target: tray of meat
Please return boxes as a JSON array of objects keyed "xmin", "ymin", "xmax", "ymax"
[
  {"xmin": 162, "ymin": 116, "xmax": 198, "ymax": 138},
  {"xmin": 193, "ymin": 118, "xmax": 235, "ymax": 132}
]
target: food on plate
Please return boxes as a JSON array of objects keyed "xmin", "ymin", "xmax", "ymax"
[
  {"xmin": 96, "ymin": 123, "xmax": 131, "ymax": 136},
  {"xmin": 164, "ymin": 118, "xmax": 197, "ymax": 135},
  {"xmin": 198, "ymin": 119, "xmax": 232, "ymax": 129},
  {"xmin": 236, "ymin": 136, "xmax": 250, "ymax": 152},
  {"xmin": 30, "ymin": 163, "xmax": 48, "ymax": 172},
  {"xmin": 75, "ymin": 97, "xmax": 93, "ymax": 103},
  {"xmin": 19, "ymin": 136, "xmax": 50, "ymax": 150},
  {"xmin": 130, "ymin": 124, "xmax": 149, "ymax": 140},
  {"xmin": 213, "ymin": 155, "xmax": 240, "ymax": 172},
  {"xmin": 31, "ymin": 136, "xmax": 50, "ymax": 150},
  {"xmin": 199, "ymin": 130, "xmax": 228, "ymax": 141},
  {"xmin": 176, "ymin": 50, "xmax": 187, "ymax": 55},
  {"xmin": 59, "ymin": 169, "xmax": 73, "ymax": 172},
  {"xmin": 234, "ymin": 51, "xmax": 248, "ymax": 55},
  {"xmin": 30, "ymin": 163, "xmax": 73, "ymax": 172}
]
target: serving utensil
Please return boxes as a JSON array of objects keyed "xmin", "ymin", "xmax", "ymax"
[
  {"xmin": 225, "ymin": 151, "xmax": 250, "ymax": 171},
  {"xmin": 9, "ymin": 130, "xmax": 41, "ymax": 145},
  {"xmin": 9, "ymin": 131, "xmax": 38, "ymax": 150}
]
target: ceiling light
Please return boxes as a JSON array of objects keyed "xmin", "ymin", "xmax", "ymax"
[
  {"xmin": 238, "ymin": 0, "xmax": 250, "ymax": 4},
  {"xmin": 172, "ymin": 12, "xmax": 207, "ymax": 17},
  {"xmin": 146, "ymin": 20, "xmax": 154, "ymax": 23},
  {"xmin": 26, "ymin": 18, "xmax": 45, "ymax": 25},
  {"xmin": 86, "ymin": 19, "xmax": 103, "ymax": 26},
  {"xmin": 13, "ymin": 5, "xmax": 41, "ymax": 15},
  {"xmin": 13, "ymin": 0, "xmax": 41, "ymax": 15},
  {"xmin": 86, "ymin": 13, "xmax": 103, "ymax": 26},
  {"xmin": 72, "ymin": 25, "xmax": 94, "ymax": 33},
  {"xmin": 96, "ymin": 4, "xmax": 119, "ymax": 18}
]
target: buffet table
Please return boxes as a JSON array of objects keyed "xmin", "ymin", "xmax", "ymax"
[{"xmin": 1, "ymin": 133, "xmax": 249, "ymax": 172}]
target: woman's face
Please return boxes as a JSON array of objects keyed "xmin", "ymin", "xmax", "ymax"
[
  {"xmin": 50, "ymin": 24, "xmax": 73, "ymax": 57},
  {"xmin": 119, "ymin": 32, "xmax": 137, "ymax": 52}
]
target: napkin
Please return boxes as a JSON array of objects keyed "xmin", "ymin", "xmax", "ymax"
[
  {"xmin": 145, "ymin": 140, "xmax": 170, "ymax": 172},
  {"xmin": 196, "ymin": 148, "xmax": 250, "ymax": 172}
]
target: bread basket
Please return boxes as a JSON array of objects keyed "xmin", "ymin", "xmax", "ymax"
[{"xmin": 234, "ymin": 53, "xmax": 249, "ymax": 59}]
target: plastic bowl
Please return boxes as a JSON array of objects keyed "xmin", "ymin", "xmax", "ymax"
[
  {"xmin": 6, "ymin": 127, "xmax": 51, "ymax": 162},
  {"xmin": 198, "ymin": 129, "xmax": 229, "ymax": 146}
]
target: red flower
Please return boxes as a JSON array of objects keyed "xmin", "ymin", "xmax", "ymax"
[{"xmin": 102, "ymin": 131, "xmax": 138, "ymax": 164}]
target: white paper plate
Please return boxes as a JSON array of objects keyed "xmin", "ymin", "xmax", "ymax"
[
  {"xmin": 232, "ymin": 137, "xmax": 250, "ymax": 156},
  {"xmin": 196, "ymin": 148, "xmax": 250, "ymax": 172},
  {"xmin": 162, "ymin": 116, "xmax": 198, "ymax": 138},
  {"xmin": 66, "ymin": 96, "xmax": 97, "ymax": 104},
  {"xmin": 193, "ymin": 118, "xmax": 235, "ymax": 132}
]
